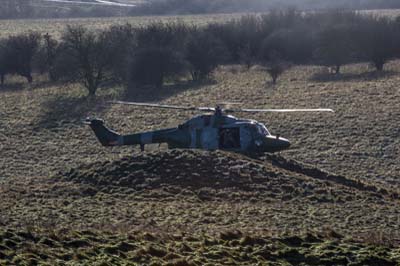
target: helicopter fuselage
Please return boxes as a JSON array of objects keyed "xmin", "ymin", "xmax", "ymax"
[
  {"xmin": 169, "ymin": 114, "xmax": 290, "ymax": 153},
  {"xmin": 87, "ymin": 113, "xmax": 291, "ymax": 154}
]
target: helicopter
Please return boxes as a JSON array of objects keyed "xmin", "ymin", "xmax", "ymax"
[{"xmin": 85, "ymin": 102, "xmax": 334, "ymax": 154}]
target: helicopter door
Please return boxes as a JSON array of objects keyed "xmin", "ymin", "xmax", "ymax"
[
  {"xmin": 240, "ymin": 126, "xmax": 252, "ymax": 150},
  {"xmin": 219, "ymin": 127, "xmax": 241, "ymax": 149},
  {"xmin": 201, "ymin": 128, "xmax": 219, "ymax": 150}
]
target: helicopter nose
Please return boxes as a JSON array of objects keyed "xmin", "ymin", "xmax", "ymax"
[
  {"xmin": 265, "ymin": 135, "xmax": 291, "ymax": 151},
  {"xmin": 284, "ymin": 140, "xmax": 291, "ymax": 149},
  {"xmin": 278, "ymin": 136, "xmax": 291, "ymax": 148}
]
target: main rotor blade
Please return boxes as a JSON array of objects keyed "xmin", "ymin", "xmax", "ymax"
[
  {"xmin": 227, "ymin": 108, "xmax": 334, "ymax": 113},
  {"xmin": 110, "ymin": 101, "xmax": 216, "ymax": 112}
]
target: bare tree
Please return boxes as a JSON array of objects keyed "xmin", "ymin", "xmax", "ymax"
[
  {"xmin": 238, "ymin": 42, "xmax": 255, "ymax": 70},
  {"xmin": 35, "ymin": 33, "xmax": 59, "ymax": 81},
  {"xmin": 259, "ymin": 33, "xmax": 293, "ymax": 85},
  {"xmin": 260, "ymin": 51, "xmax": 290, "ymax": 85},
  {"xmin": 55, "ymin": 26, "xmax": 114, "ymax": 96},
  {"xmin": 266, "ymin": 60, "xmax": 290, "ymax": 85}
]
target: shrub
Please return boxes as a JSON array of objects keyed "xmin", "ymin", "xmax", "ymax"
[
  {"xmin": 0, "ymin": 40, "xmax": 7, "ymax": 85},
  {"xmin": 0, "ymin": 32, "xmax": 41, "ymax": 85},
  {"xmin": 264, "ymin": 51, "xmax": 291, "ymax": 85},
  {"xmin": 185, "ymin": 29, "xmax": 227, "ymax": 81},
  {"xmin": 314, "ymin": 25, "xmax": 356, "ymax": 74},
  {"xmin": 128, "ymin": 47, "xmax": 186, "ymax": 88},
  {"xmin": 260, "ymin": 28, "xmax": 313, "ymax": 65},
  {"xmin": 102, "ymin": 24, "xmax": 136, "ymax": 83},
  {"xmin": 204, "ymin": 23, "xmax": 238, "ymax": 63},
  {"xmin": 135, "ymin": 22, "xmax": 189, "ymax": 51},
  {"xmin": 259, "ymin": 9, "xmax": 304, "ymax": 35},
  {"xmin": 355, "ymin": 17, "xmax": 399, "ymax": 71}
]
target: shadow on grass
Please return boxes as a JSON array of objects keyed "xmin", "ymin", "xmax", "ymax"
[
  {"xmin": 122, "ymin": 79, "xmax": 217, "ymax": 102},
  {"xmin": 0, "ymin": 82, "xmax": 26, "ymax": 92},
  {"xmin": 36, "ymin": 79, "xmax": 215, "ymax": 130},
  {"xmin": 0, "ymin": 78, "xmax": 65, "ymax": 93},
  {"xmin": 310, "ymin": 70, "xmax": 398, "ymax": 83}
]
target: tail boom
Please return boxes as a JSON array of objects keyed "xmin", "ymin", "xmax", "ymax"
[{"xmin": 85, "ymin": 118, "xmax": 179, "ymax": 147}]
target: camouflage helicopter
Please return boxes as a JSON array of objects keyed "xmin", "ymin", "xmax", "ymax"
[{"xmin": 85, "ymin": 102, "xmax": 333, "ymax": 154}]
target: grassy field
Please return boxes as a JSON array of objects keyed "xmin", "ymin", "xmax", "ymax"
[
  {"xmin": 0, "ymin": 13, "xmax": 240, "ymax": 39},
  {"xmin": 1, "ymin": 60, "xmax": 400, "ymax": 264},
  {"xmin": 1, "ymin": 13, "xmax": 400, "ymax": 264},
  {"xmin": 1, "ymin": 226, "xmax": 399, "ymax": 265},
  {"xmin": 362, "ymin": 9, "xmax": 400, "ymax": 17},
  {"xmin": 1, "ymin": 9, "xmax": 400, "ymax": 39}
]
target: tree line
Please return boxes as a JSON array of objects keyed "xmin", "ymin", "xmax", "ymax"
[{"xmin": 1, "ymin": 10, "xmax": 400, "ymax": 95}]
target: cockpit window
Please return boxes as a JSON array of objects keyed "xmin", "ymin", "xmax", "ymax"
[{"xmin": 257, "ymin": 123, "xmax": 270, "ymax": 136}]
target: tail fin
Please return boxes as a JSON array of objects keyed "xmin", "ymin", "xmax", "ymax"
[{"xmin": 85, "ymin": 118, "xmax": 122, "ymax": 146}]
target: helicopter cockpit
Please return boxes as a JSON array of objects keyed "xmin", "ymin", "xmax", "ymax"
[
  {"xmin": 243, "ymin": 122, "xmax": 271, "ymax": 136},
  {"xmin": 256, "ymin": 123, "xmax": 271, "ymax": 136}
]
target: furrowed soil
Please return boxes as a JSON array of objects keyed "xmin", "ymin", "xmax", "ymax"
[{"xmin": 0, "ymin": 61, "xmax": 400, "ymax": 264}]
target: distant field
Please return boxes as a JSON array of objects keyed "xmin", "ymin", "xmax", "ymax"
[
  {"xmin": 361, "ymin": 9, "xmax": 400, "ymax": 17},
  {"xmin": 0, "ymin": 13, "xmax": 240, "ymax": 38},
  {"xmin": 41, "ymin": 0, "xmax": 141, "ymax": 6},
  {"xmin": 1, "ymin": 9, "xmax": 399, "ymax": 39}
]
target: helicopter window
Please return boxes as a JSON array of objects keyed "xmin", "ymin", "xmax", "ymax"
[
  {"xmin": 219, "ymin": 128, "xmax": 240, "ymax": 149},
  {"xmin": 257, "ymin": 124, "xmax": 270, "ymax": 136}
]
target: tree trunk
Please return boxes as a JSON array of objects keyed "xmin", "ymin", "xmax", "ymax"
[
  {"xmin": 26, "ymin": 74, "xmax": 33, "ymax": 83},
  {"xmin": 190, "ymin": 71, "xmax": 198, "ymax": 81},
  {"xmin": 271, "ymin": 73, "xmax": 278, "ymax": 85},
  {"xmin": 156, "ymin": 74, "xmax": 164, "ymax": 88},
  {"xmin": 335, "ymin": 65, "xmax": 341, "ymax": 75},
  {"xmin": 87, "ymin": 82, "xmax": 97, "ymax": 97},
  {"xmin": 88, "ymin": 87, "xmax": 96, "ymax": 97},
  {"xmin": 375, "ymin": 61, "xmax": 384, "ymax": 72}
]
